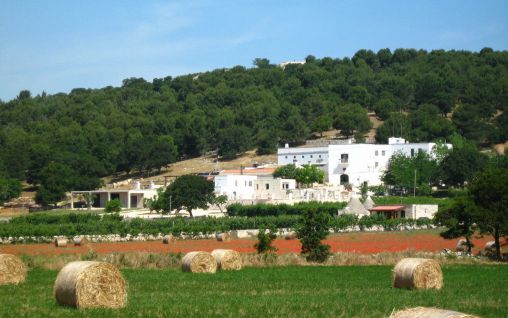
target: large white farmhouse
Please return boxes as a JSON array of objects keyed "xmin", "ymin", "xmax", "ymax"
[{"xmin": 278, "ymin": 137, "xmax": 451, "ymax": 187}]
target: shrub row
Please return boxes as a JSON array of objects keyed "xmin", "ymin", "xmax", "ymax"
[
  {"xmin": 226, "ymin": 201, "xmax": 348, "ymax": 217},
  {"xmin": 0, "ymin": 212, "xmax": 433, "ymax": 239}
]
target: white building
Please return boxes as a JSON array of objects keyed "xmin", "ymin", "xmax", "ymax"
[
  {"xmin": 278, "ymin": 137, "xmax": 451, "ymax": 187},
  {"xmin": 214, "ymin": 172, "xmax": 296, "ymax": 202}
]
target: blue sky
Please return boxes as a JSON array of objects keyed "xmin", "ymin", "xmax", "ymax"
[{"xmin": 1, "ymin": 0, "xmax": 507, "ymax": 101}]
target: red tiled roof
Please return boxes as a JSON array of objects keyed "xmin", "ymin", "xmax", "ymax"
[
  {"xmin": 221, "ymin": 168, "xmax": 276, "ymax": 175},
  {"xmin": 369, "ymin": 205, "xmax": 405, "ymax": 212}
]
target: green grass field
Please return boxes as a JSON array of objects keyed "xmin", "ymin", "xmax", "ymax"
[{"xmin": 0, "ymin": 265, "xmax": 506, "ymax": 317}]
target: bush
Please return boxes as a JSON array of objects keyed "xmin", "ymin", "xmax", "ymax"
[
  {"xmin": 104, "ymin": 199, "xmax": 122, "ymax": 213},
  {"xmin": 296, "ymin": 209, "xmax": 331, "ymax": 263},
  {"xmin": 227, "ymin": 202, "xmax": 347, "ymax": 217},
  {"xmin": 254, "ymin": 224, "xmax": 278, "ymax": 254}
]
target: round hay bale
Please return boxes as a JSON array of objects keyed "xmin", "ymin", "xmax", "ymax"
[
  {"xmin": 390, "ymin": 306, "xmax": 479, "ymax": 318},
  {"xmin": 162, "ymin": 234, "xmax": 176, "ymax": 244},
  {"xmin": 216, "ymin": 232, "xmax": 231, "ymax": 242},
  {"xmin": 484, "ymin": 240, "xmax": 496, "ymax": 251},
  {"xmin": 284, "ymin": 232, "xmax": 296, "ymax": 240},
  {"xmin": 73, "ymin": 236, "xmax": 88, "ymax": 246},
  {"xmin": 54, "ymin": 238, "xmax": 68, "ymax": 247},
  {"xmin": 54, "ymin": 261, "xmax": 127, "ymax": 309},
  {"xmin": 211, "ymin": 249, "xmax": 242, "ymax": 270},
  {"xmin": 393, "ymin": 258, "xmax": 443, "ymax": 290},
  {"xmin": 456, "ymin": 239, "xmax": 468, "ymax": 252},
  {"xmin": 0, "ymin": 254, "xmax": 27, "ymax": 285},
  {"xmin": 181, "ymin": 251, "xmax": 217, "ymax": 273}
]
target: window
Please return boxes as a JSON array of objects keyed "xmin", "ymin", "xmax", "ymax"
[
  {"xmin": 235, "ymin": 180, "xmax": 238, "ymax": 186},
  {"xmin": 265, "ymin": 184, "xmax": 270, "ymax": 190},
  {"xmin": 375, "ymin": 150, "xmax": 378, "ymax": 156},
  {"xmin": 302, "ymin": 155, "xmax": 305, "ymax": 158},
  {"xmin": 248, "ymin": 181, "xmax": 252, "ymax": 187},
  {"xmin": 382, "ymin": 150, "xmax": 386, "ymax": 156},
  {"xmin": 318, "ymin": 155, "xmax": 322, "ymax": 158},
  {"xmin": 293, "ymin": 155, "xmax": 296, "ymax": 159},
  {"xmin": 411, "ymin": 148, "xmax": 415, "ymax": 157},
  {"xmin": 341, "ymin": 153, "xmax": 349, "ymax": 163},
  {"xmin": 375, "ymin": 162, "xmax": 379, "ymax": 168},
  {"xmin": 244, "ymin": 181, "xmax": 247, "ymax": 187},
  {"xmin": 310, "ymin": 155, "xmax": 313, "ymax": 158},
  {"xmin": 285, "ymin": 155, "xmax": 288, "ymax": 159},
  {"xmin": 256, "ymin": 184, "xmax": 259, "ymax": 190}
]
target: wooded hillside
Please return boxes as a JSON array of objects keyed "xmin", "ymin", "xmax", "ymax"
[{"xmin": 0, "ymin": 48, "xmax": 507, "ymax": 202}]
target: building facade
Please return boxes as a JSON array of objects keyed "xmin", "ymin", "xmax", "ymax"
[{"xmin": 278, "ymin": 137, "xmax": 451, "ymax": 187}]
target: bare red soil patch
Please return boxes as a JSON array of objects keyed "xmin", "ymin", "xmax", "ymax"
[{"xmin": 1, "ymin": 231, "xmax": 499, "ymax": 256}]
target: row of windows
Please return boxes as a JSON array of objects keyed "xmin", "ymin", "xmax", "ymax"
[
  {"xmin": 233, "ymin": 180, "xmax": 271, "ymax": 190},
  {"xmin": 374, "ymin": 150, "xmax": 386, "ymax": 156},
  {"xmin": 284, "ymin": 154, "xmax": 325, "ymax": 159}
]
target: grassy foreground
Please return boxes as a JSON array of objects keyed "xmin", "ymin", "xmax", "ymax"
[{"xmin": 0, "ymin": 265, "xmax": 506, "ymax": 318}]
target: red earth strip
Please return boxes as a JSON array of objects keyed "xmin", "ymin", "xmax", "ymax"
[{"xmin": 0, "ymin": 232, "xmax": 500, "ymax": 256}]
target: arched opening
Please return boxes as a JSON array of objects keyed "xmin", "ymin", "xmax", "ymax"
[{"xmin": 340, "ymin": 174, "xmax": 349, "ymax": 185}]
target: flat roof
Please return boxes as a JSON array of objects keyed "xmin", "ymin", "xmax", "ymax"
[{"xmin": 369, "ymin": 205, "xmax": 405, "ymax": 212}]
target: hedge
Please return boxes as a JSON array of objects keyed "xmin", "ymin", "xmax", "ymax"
[
  {"xmin": 226, "ymin": 201, "xmax": 348, "ymax": 217},
  {"xmin": 0, "ymin": 212, "xmax": 433, "ymax": 240}
]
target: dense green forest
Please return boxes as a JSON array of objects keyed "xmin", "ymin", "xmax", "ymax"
[{"xmin": 1, "ymin": 48, "xmax": 507, "ymax": 204}]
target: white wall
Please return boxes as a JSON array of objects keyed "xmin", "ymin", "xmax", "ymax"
[
  {"xmin": 277, "ymin": 146, "xmax": 328, "ymax": 166},
  {"xmin": 214, "ymin": 175, "xmax": 257, "ymax": 200},
  {"xmin": 408, "ymin": 204, "xmax": 438, "ymax": 219}
]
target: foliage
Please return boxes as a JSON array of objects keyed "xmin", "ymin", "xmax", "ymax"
[
  {"xmin": 0, "ymin": 211, "xmax": 434, "ymax": 239},
  {"xmin": 273, "ymin": 164, "xmax": 299, "ymax": 179},
  {"xmin": 161, "ymin": 175, "xmax": 215, "ymax": 217},
  {"xmin": 0, "ymin": 177, "xmax": 22, "ymax": 204},
  {"xmin": 296, "ymin": 209, "xmax": 331, "ymax": 262},
  {"xmin": 1, "ymin": 49, "xmax": 506, "ymax": 196},
  {"xmin": 439, "ymin": 147, "xmax": 488, "ymax": 187},
  {"xmin": 273, "ymin": 164, "xmax": 324, "ymax": 187},
  {"xmin": 226, "ymin": 202, "xmax": 347, "ymax": 217},
  {"xmin": 104, "ymin": 199, "xmax": 122, "ymax": 213},
  {"xmin": 468, "ymin": 167, "xmax": 508, "ymax": 259},
  {"xmin": 434, "ymin": 195, "xmax": 477, "ymax": 254},
  {"xmin": 212, "ymin": 194, "xmax": 228, "ymax": 213},
  {"xmin": 295, "ymin": 164, "xmax": 325, "ymax": 187},
  {"xmin": 254, "ymin": 224, "xmax": 278, "ymax": 254},
  {"xmin": 382, "ymin": 151, "xmax": 438, "ymax": 195}
]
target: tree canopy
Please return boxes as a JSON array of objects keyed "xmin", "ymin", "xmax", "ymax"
[
  {"xmin": 161, "ymin": 175, "xmax": 215, "ymax": 217},
  {"xmin": 0, "ymin": 48, "xmax": 507, "ymax": 202}
]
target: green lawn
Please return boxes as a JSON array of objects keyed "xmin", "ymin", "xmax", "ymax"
[{"xmin": 0, "ymin": 265, "xmax": 506, "ymax": 317}]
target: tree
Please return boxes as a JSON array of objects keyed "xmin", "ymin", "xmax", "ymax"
[
  {"xmin": 273, "ymin": 164, "xmax": 299, "ymax": 180},
  {"xmin": 295, "ymin": 165, "xmax": 324, "ymax": 187},
  {"xmin": 254, "ymin": 224, "xmax": 278, "ymax": 254},
  {"xmin": 0, "ymin": 177, "xmax": 22, "ymax": 204},
  {"xmin": 161, "ymin": 175, "xmax": 215, "ymax": 217},
  {"xmin": 213, "ymin": 194, "xmax": 228, "ymax": 214},
  {"xmin": 35, "ymin": 162, "xmax": 74, "ymax": 207},
  {"xmin": 312, "ymin": 115, "xmax": 332, "ymax": 137},
  {"xmin": 468, "ymin": 168, "xmax": 508, "ymax": 259},
  {"xmin": 217, "ymin": 125, "xmax": 251, "ymax": 160},
  {"xmin": 382, "ymin": 151, "xmax": 438, "ymax": 195},
  {"xmin": 439, "ymin": 147, "xmax": 488, "ymax": 187},
  {"xmin": 434, "ymin": 196, "xmax": 477, "ymax": 254},
  {"xmin": 296, "ymin": 208, "xmax": 331, "ymax": 262},
  {"xmin": 104, "ymin": 199, "xmax": 122, "ymax": 213},
  {"xmin": 333, "ymin": 103, "xmax": 372, "ymax": 138}
]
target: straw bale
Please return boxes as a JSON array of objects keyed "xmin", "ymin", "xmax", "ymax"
[
  {"xmin": 456, "ymin": 239, "xmax": 468, "ymax": 252},
  {"xmin": 211, "ymin": 249, "xmax": 242, "ymax": 270},
  {"xmin": 0, "ymin": 254, "xmax": 27, "ymax": 285},
  {"xmin": 54, "ymin": 261, "xmax": 127, "ymax": 308},
  {"xmin": 284, "ymin": 232, "xmax": 296, "ymax": 240},
  {"xmin": 54, "ymin": 238, "xmax": 68, "ymax": 247},
  {"xmin": 181, "ymin": 251, "xmax": 217, "ymax": 273},
  {"xmin": 216, "ymin": 232, "xmax": 231, "ymax": 242},
  {"xmin": 390, "ymin": 306, "xmax": 479, "ymax": 318},
  {"xmin": 73, "ymin": 236, "xmax": 88, "ymax": 246},
  {"xmin": 393, "ymin": 258, "xmax": 443, "ymax": 290},
  {"xmin": 484, "ymin": 241, "xmax": 495, "ymax": 251},
  {"xmin": 162, "ymin": 234, "xmax": 176, "ymax": 244}
]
